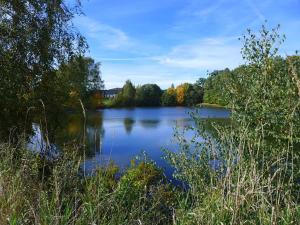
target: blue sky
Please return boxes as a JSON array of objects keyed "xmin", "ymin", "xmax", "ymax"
[{"xmin": 69, "ymin": 0, "xmax": 300, "ymax": 89}]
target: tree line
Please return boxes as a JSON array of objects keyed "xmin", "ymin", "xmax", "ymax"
[
  {"xmin": 202, "ymin": 55, "xmax": 300, "ymax": 106},
  {"xmin": 108, "ymin": 79, "xmax": 205, "ymax": 107}
]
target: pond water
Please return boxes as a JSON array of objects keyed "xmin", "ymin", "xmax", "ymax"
[{"xmin": 29, "ymin": 107, "xmax": 230, "ymax": 178}]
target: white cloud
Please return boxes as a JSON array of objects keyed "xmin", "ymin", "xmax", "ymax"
[
  {"xmin": 74, "ymin": 16, "xmax": 130, "ymax": 49},
  {"xmin": 96, "ymin": 36, "xmax": 244, "ymax": 89},
  {"xmin": 157, "ymin": 37, "xmax": 243, "ymax": 70}
]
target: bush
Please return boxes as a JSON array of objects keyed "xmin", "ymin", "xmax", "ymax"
[
  {"xmin": 135, "ymin": 84, "xmax": 162, "ymax": 106},
  {"xmin": 165, "ymin": 25, "xmax": 300, "ymax": 224}
]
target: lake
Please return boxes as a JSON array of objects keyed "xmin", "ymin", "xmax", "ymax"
[{"xmin": 28, "ymin": 107, "xmax": 230, "ymax": 178}]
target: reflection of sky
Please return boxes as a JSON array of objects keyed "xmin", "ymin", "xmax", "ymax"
[
  {"xmin": 27, "ymin": 123, "xmax": 58, "ymax": 157},
  {"xmin": 83, "ymin": 107, "xmax": 230, "ymax": 175},
  {"xmin": 27, "ymin": 123, "xmax": 43, "ymax": 151},
  {"xmin": 29, "ymin": 107, "xmax": 230, "ymax": 178}
]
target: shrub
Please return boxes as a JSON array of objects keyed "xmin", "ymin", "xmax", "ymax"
[{"xmin": 165, "ymin": 24, "xmax": 300, "ymax": 224}]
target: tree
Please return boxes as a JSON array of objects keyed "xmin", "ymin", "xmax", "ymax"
[
  {"xmin": 135, "ymin": 84, "xmax": 162, "ymax": 106},
  {"xmin": 0, "ymin": 0, "xmax": 86, "ymax": 139},
  {"xmin": 122, "ymin": 80, "xmax": 136, "ymax": 106},
  {"xmin": 175, "ymin": 83, "xmax": 190, "ymax": 105},
  {"xmin": 161, "ymin": 86, "xmax": 177, "ymax": 106},
  {"xmin": 113, "ymin": 80, "xmax": 136, "ymax": 107},
  {"xmin": 231, "ymin": 25, "xmax": 300, "ymax": 141},
  {"xmin": 203, "ymin": 69, "xmax": 231, "ymax": 106},
  {"xmin": 195, "ymin": 78, "xmax": 206, "ymax": 89},
  {"xmin": 56, "ymin": 56, "xmax": 104, "ymax": 108},
  {"xmin": 86, "ymin": 58, "xmax": 105, "ymax": 109},
  {"xmin": 185, "ymin": 84, "xmax": 203, "ymax": 106},
  {"xmin": 87, "ymin": 59, "xmax": 104, "ymax": 92}
]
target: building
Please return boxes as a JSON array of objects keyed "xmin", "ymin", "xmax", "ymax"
[{"xmin": 103, "ymin": 88, "xmax": 122, "ymax": 98}]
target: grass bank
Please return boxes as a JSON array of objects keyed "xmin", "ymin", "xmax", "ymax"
[{"xmin": 199, "ymin": 102, "xmax": 228, "ymax": 108}]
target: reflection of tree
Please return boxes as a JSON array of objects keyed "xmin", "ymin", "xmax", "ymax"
[
  {"xmin": 36, "ymin": 111, "xmax": 105, "ymax": 158},
  {"xmin": 86, "ymin": 111, "xmax": 105, "ymax": 157},
  {"xmin": 139, "ymin": 119, "xmax": 161, "ymax": 129},
  {"xmin": 55, "ymin": 113, "xmax": 84, "ymax": 144},
  {"xmin": 124, "ymin": 118, "xmax": 135, "ymax": 134},
  {"xmin": 174, "ymin": 118, "xmax": 192, "ymax": 127}
]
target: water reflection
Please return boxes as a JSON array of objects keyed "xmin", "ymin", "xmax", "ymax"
[
  {"xmin": 173, "ymin": 118, "xmax": 192, "ymax": 127},
  {"xmin": 86, "ymin": 112, "xmax": 105, "ymax": 156},
  {"xmin": 139, "ymin": 119, "xmax": 161, "ymax": 128},
  {"xmin": 29, "ymin": 107, "xmax": 230, "ymax": 175},
  {"xmin": 124, "ymin": 118, "xmax": 135, "ymax": 134}
]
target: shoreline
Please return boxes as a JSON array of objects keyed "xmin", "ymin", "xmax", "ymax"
[{"xmin": 198, "ymin": 103, "xmax": 228, "ymax": 109}]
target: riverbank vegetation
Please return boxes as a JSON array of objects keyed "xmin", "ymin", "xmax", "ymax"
[
  {"xmin": 0, "ymin": 0, "xmax": 105, "ymax": 139},
  {"xmin": 105, "ymin": 79, "xmax": 205, "ymax": 108},
  {"xmin": 1, "ymin": 0, "xmax": 300, "ymax": 224}
]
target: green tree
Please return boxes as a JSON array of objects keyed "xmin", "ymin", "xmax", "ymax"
[
  {"xmin": 161, "ymin": 86, "xmax": 177, "ymax": 106},
  {"xmin": 0, "ymin": 0, "xmax": 86, "ymax": 139},
  {"xmin": 87, "ymin": 59, "xmax": 104, "ymax": 92},
  {"xmin": 122, "ymin": 80, "xmax": 136, "ymax": 106},
  {"xmin": 195, "ymin": 78, "xmax": 206, "ymax": 89},
  {"xmin": 113, "ymin": 80, "xmax": 136, "ymax": 107},
  {"xmin": 230, "ymin": 25, "xmax": 300, "ymax": 149},
  {"xmin": 56, "ymin": 56, "xmax": 104, "ymax": 108},
  {"xmin": 185, "ymin": 82, "xmax": 204, "ymax": 106},
  {"xmin": 203, "ymin": 69, "xmax": 231, "ymax": 106},
  {"xmin": 135, "ymin": 84, "xmax": 162, "ymax": 106}
]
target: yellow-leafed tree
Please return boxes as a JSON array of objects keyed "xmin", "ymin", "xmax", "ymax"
[{"xmin": 176, "ymin": 83, "xmax": 190, "ymax": 105}]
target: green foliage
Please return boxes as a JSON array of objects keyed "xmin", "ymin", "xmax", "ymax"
[
  {"xmin": 165, "ymin": 24, "xmax": 300, "ymax": 224},
  {"xmin": 185, "ymin": 83, "xmax": 204, "ymax": 106},
  {"xmin": 0, "ymin": 0, "xmax": 86, "ymax": 139},
  {"xmin": 110, "ymin": 81, "xmax": 204, "ymax": 107},
  {"xmin": 161, "ymin": 86, "xmax": 177, "ymax": 106},
  {"xmin": 203, "ymin": 69, "xmax": 231, "ymax": 106},
  {"xmin": 56, "ymin": 56, "xmax": 104, "ymax": 109},
  {"xmin": 161, "ymin": 91, "xmax": 177, "ymax": 106},
  {"xmin": 113, "ymin": 80, "xmax": 136, "ymax": 107},
  {"xmin": 135, "ymin": 84, "xmax": 162, "ymax": 106},
  {"xmin": 195, "ymin": 78, "xmax": 206, "ymax": 88},
  {"xmin": 122, "ymin": 80, "xmax": 136, "ymax": 106},
  {"xmin": 115, "ymin": 160, "xmax": 175, "ymax": 219}
]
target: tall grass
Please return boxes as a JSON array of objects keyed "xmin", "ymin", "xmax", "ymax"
[
  {"xmin": 165, "ymin": 115, "xmax": 300, "ymax": 224},
  {"xmin": 0, "ymin": 141, "xmax": 177, "ymax": 224}
]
